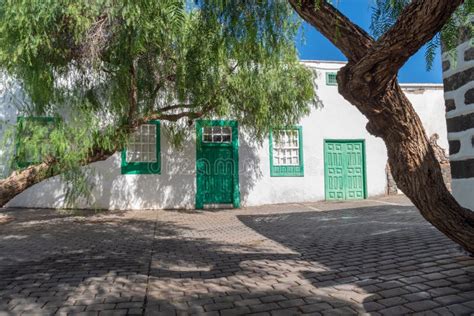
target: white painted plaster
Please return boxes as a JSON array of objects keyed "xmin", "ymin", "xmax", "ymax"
[
  {"xmin": 7, "ymin": 131, "xmax": 198, "ymax": 210},
  {"xmin": 452, "ymin": 178, "xmax": 474, "ymax": 211},
  {"xmin": 448, "ymin": 127, "xmax": 474, "ymax": 161},
  {"xmin": 4, "ymin": 61, "xmax": 448, "ymax": 209},
  {"xmin": 0, "ymin": 77, "xmax": 20, "ymax": 179}
]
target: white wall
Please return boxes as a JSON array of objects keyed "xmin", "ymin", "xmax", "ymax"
[
  {"xmin": 5, "ymin": 61, "xmax": 448, "ymax": 210},
  {"xmin": 0, "ymin": 77, "xmax": 20, "ymax": 179},
  {"xmin": 7, "ymin": 131, "xmax": 198, "ymax": 210},
  {"xmin": 241, "ymin": 62, "xmax": 447, "ymax": 206},
  {"xmin": 399, "ymin": 85, "xmax": 449, "ymax": 149}
]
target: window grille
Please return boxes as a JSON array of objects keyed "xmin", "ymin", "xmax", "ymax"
[
  {"xmin": 202, "ymin": 126, "xmax": 232, "ymax": 143},
  {"xmin": 126, "ymin": 124, "xmax": 157, "ymax": 163},
  {"xmin": 272, "ymin": 129, "xmax": 300, "ymax": 166},
  {"xmin": 326, "ymin": 72, "xmax": 337, "ymax": 85}
]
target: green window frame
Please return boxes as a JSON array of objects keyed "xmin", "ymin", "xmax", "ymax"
[
  {"xmin": 15, "ymin": 116, "xmax": 57, "ymax": 169},
  {"xmin": 121, "ymin": 120, "xmax": 161, "ymax": 175},
  {"xmin": 269, "ymin": 126, "xmax": 304, "ymax": 177},
  {"xmin": 195, "ymin": 120, "xmax": 240, "ymax": 209},
  {"xmin": 326, "ymin": 72, "xmax": 337, "ymax": 86}
]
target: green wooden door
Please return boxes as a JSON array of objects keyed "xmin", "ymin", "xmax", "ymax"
[
  {"xmin": 345, "ymin": 142, "xmax": 365, "ymax": 199},
  {"xmin": 196, "ymin": 120, "xmax": 239, "ymax": 209},
  {"xmin": 324, "ymin": 140, "xmax": 366, "ymax": 200},
  {"xmin": 199, "ymin": 147, "xmax": 234, "ymax": 204},
  {"xmin": 325, "ymin": 141, "xmax": 345, "ymax": 200}
]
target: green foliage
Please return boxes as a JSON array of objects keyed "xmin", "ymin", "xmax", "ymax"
[
  {"xmin": 0, "ymin": 0, "xmax": 314, "ymax": 131},
  {"xmin": 0, "ymin": 0, "xmax": 316, "ymax": 205},
  {"xmin": 425, "ymin": 35, "xmax": 441, "ymax": 71},
  {"xmin": 370, "ymin": 0, "xmax": 410, "ymax": 39},
  {"xmin": 14, "ymin": 116, "xmax": 57, "ymax": 168},
  {"xmin": 370, "ymin": 0, "xmax": 474, "ymax": 70},
  {"xmin": 440, "ymin": 2, "xmax": 474, "ymax": 66},
  {"xmin": 7, "ymin": 111, "xmax": 103, "ymax": 206}
]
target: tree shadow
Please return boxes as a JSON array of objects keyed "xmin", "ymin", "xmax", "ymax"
[
  {"xmin": 0, "ymin": 208, "xmax": 359, "ymax": 315},
  {"xmin": 6, "ymin": 125, "xmax": 263, "ymax": 211},
  {"xmin": 238, "ymin": 204, "xmax": 474, "ymax": 314},
  {"xmin": 1, "ymin": 204, "xmax": 473, "ymax": 315}
]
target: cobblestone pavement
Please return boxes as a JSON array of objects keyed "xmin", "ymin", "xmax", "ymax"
[{"xmin": 0, "ymin": 196, "xmax": 473, "ymax": 315}]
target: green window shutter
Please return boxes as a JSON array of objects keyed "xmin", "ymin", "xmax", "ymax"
[
  {"xmin": 15, "ymin": 116, "xmax": 57, "ymax": 169},
  {"xmin": 326, "ymin": 72, "xmax": 337, "ymax": 86},
  {"xmin": 269, "ymin": 126, "xmax": 304, "ymax": 177},
  {"xmin": 121, "ymin": 120, "xmax": 161, "ymax": 175}
]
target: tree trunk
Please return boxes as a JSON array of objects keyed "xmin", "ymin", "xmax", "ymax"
[
  {"xmin": 0, "ymin": 148, "xmax": 114, "ymax": 207},
  {"xmin": 289, "ymin": 0, "xmax": 474, "ymax": 254},
  {"xmin": 0, "ymin": 162, "xmax": 54, "ymax": 207},
  {"xmin": 0, "ymin": 110, "xmax": 205, "ymax": 208},
  {"xmin": 338, "ymin": 70, "xmax": 474, "ymax": 254}
]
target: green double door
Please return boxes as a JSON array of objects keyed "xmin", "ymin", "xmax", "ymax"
[
  {"xmin": 196, "ymin": 120, "xmax": 240, "ymax": 209},
  {"xmin": 324, "ymin": 140, "xmax": 367, "ymax": 200}
]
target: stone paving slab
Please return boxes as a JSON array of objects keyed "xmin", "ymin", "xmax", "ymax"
[{"xmin": 0, "ymin": 196, "xmax": 473, "ymax": 315}]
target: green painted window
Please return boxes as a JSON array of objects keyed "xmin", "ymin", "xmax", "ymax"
[
  {"xmin": 15, "ymin": 116, "xmax": 56, "ymax": 168},
  {"xmin": 121, "ymin": 121, "xmax": 161, "ymax": 174},
  {"xmin": 269, "ymin": 126, "xmax": 304, "ymax": 177},
  {"xmin": 326, "ymin": 72, "xmax": 337, "ymax": 86}
]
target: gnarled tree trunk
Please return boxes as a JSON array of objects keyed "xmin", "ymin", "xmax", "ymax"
[
  {"xmin": 0, "ymin": 162, "xmax": 55, "ymax": 207},
  {"xmin": 0, "ymin": 111, "xmax": 203, "ymax": 207},
  {"xmin": 0, "ymin": 148, "xmax": 114, "ymax": 207},
  {"xmin": 341, "ymin": 75, "xmax": 474, "ymax": 254},
  {"xmin": 289, "ymin": 0, "xmax": 474, "ymax": 253}
]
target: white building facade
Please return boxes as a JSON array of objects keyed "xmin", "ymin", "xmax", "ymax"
[{"xmin": 1, "ymin": 61, "xmax": 448, "ymax": 210}]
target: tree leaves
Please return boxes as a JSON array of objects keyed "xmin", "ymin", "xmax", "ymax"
[
  {"xmin": 370, "ymin": 0, "xmax": 473, "ymax": 68},
  {"xmin": 0, "ymin": 0, "xmax": 316, "ymax": 205}
]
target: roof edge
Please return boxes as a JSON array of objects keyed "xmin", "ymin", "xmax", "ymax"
[
  {"xmin": 300, "ymin": 60, "xmax": 443, "ymax": 88},
  {"xmin": 399, "ymin": 83, "xmax": 444, "ymax": 89},
  {"xmin": 300, "ymin": 59, "xmax": 347, "ymax": 64}
]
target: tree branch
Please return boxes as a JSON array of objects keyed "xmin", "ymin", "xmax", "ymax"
[
  {"xmin": 288, "ymin": 0, "xmax": 373, "ymax": 62},
  {"xmin": 0, "ymin": 50, "xmax": 233, "ymax": 207},
  {"xmin": 128, "ymin": 59, "xmax": 138, "ymax": 123},
  {"xmin": 145, "ymin": 111, "xmax": 204, "ymax": 122},
  {"xmin": 150, "ymin": 74, "xmax": 176, "ymax": 106},
  {"xmin": 353, "ymin": 0, "xmax": 464, "ymax": 93},
  {"xmin": 290, "ymin": 0, "xmax": 462, "ymax": 94},
  {"xmin": 158, "ymin": 103, "xmax": 192, "ymax": 112},
  {"xmin": 289, "ymin": 0, "xmax": 474, "ymax": 253}
]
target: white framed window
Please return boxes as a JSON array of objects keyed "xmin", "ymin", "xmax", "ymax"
[
  {"xmin": 272, "ymin": 129, "xmax": 300, "ymax": 166},
  {"xmin": 126, "ymin": 124, "xmax": 157, "ymax": 163},
  {"xmin": 202, "ymin": 126, "xmax": 232, "ymax": 143}
]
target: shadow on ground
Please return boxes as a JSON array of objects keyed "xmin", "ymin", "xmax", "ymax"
[
  {"xmin": 0, "ymin": 204, "xmax": 473, "ymax": 315},
  {"xmin": 238, "ymin": 205, "xmax": 474, "ymax": 315}
]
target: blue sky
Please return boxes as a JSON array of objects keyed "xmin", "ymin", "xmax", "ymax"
[{"xmin": 295, "ymin": 0, "xmax": 442, "ymax": 84}]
